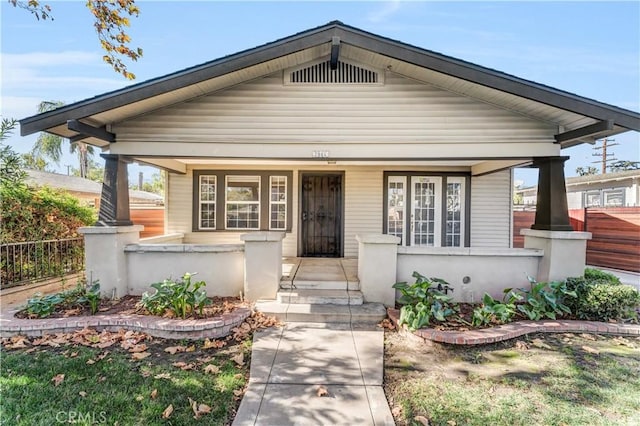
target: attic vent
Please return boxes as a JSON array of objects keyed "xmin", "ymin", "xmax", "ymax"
[{"xmin": 290, "ymin": 61, "xmax": 378, "ymax": 84}]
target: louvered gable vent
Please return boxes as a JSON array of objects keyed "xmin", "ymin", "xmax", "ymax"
[{"xmin": 290, "ymin": 61, "xmax": 379, "ymax": 84}]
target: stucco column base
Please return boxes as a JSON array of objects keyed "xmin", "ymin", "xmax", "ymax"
[
  {"xmin": 79, "ymin": 225, "xmax": 143, "ymax": 298},
  {"xmin": 521, "ymin": 229, "xmax": 592, "ymax": 282},
  {"xmin": 241, "ymin": 232, "xmax": 285, "ymax": 301},
  {"xmin": 356, "ymin": 234, "xmax": 400, "ymax": 307}
]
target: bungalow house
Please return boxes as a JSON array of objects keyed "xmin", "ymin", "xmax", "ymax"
[{"xmin": 19, "ymin": 22, "xmax": 640, "ymax": 318}]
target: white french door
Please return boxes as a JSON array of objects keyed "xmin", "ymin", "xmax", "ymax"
[{"xmin": 410, "ymin": 176, "xmax": 442, "ymax": 247}]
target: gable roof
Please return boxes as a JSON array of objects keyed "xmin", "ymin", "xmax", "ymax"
[{"xmin": 19, "ymin": 21, "xmax": 640, "ymax": 148}]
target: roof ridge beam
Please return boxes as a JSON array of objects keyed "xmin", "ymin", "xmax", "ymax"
[{"xmin": 67, "ymin": 120, "xmax": 116, "ymax": 143}]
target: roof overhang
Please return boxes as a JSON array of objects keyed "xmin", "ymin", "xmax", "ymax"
[{"xmin": 19, "ymin": 21, "xmax": 640, "ymax": 149}]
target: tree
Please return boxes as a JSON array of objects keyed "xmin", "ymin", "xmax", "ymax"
[
  {"xmin": 609, "ymin": 160, "xmax": 640, "ymax": 172},
  {"xmin": 9, "ymin": 0, "xmax": 142, "ymax": 80},
  {"xmin": 32, "ymin": 101, "xmax": 95, "ymax": 179},
  {"xmin": 130, "ymin": 172, "xmax": 164, "ymax": 195},
  {"xmin": 21, "ymin": 152, "xmax": 51, "ymax": 171},
  {"xmin": 71, "ymin": 158, "xmax": 105, "ymax": 183},
  {"xmin": 575, "ymin": 166, "xmax": 599, "ymax": 176},
  {"xmin": 0, "ymin": 118, "xmax": 27, "ymax": 187}
]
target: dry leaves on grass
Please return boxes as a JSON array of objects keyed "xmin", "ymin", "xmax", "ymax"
[
  {"xmin": 582, "ymin": 345, "xmax": 600, "ymax": 355},
  {"xmin": 204, "ymin": 364, "xmax": 220, "ymax": 375},
  {"xmin": 231, "ymin": 312, "xmax": 281, "ymax": 341},
  {"xmin": 79, "ymin": 391, "xmax": 87, "ymax": 398},
  {"xmin": 51, "ymin": 374, "xmax": 65, "ymax": 387},
  {"xmin": 414, "ymin": 415, "xmax": 430, "ymax": 425},
  {"xmin": 378, "ymin": 318, "xmax": 395, "ymax": 330},
  {"xmin": 151, "ymin": 389, "xmax": 158, "ymax": 399},
  {"xmin": 2, "ymin": 328, "xmax": 151, "ymax": 352},
  {"xmin": 203, "ymin": 338, "xmax": 226, "ymax": 350},
  {"xmin": 172, "ymin": 362, "xmax": 196, "ymax": 371},
  {"xmin": 188, "ymin": 397, "xmax": 212, "ymax": 419},
  {"xmin": 131, "ymin": 352, "xmax": 151, "ymax": 361},
  {"xmin": 154, "ymin": 373, "xmax": 172, "ymax": 380},
  {"xmin": 161, "ymin": 404, "xmax": 174, "ymax": 419},
  {"xmin": 231, "ymin": 352, "xmax": 245, "ymax": 367}
]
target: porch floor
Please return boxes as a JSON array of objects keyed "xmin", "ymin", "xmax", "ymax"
[{"xmin": 281, "ymin": 257, "xmax": 359, "ymax": 290}]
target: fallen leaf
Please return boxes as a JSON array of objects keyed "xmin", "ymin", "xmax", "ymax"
[
  {"xmin": 531, "ymin": 338, "xmax": 552, "ymax": 350},
  {"xmin": 79, "ymin": 391, "xmax": 87, "ymax": 398},
  {"xmin": 232, "ymin": 353, "xmax": 245, "ymax": 367},
  {"xmin": 316, "ymin": 386, "xmax": 329, "ymax": 397},
  {"xmin": 415, "ymin": 415, "xmax": 429, "ymax": 425},
  {"xmin": 52, "ymin": 374, "xmax": 65, "ymax": 387},
  {"xmin": 129, "ymin": 344, "xmax": 148, "ymax": 353},
  {"xmin": 86, "ymin": 359, "xmax": 96, "ymax": 365},
  {"xmin": 172, "ymin": 362, "xmax": 195, "ymax": 371},
  {"xmin": 98, "ymin": 376, "xmax": 107, "ymax": 382},
  {"xmin": 161, "ymin": 404, "xmax": 173, "ymax": 419},
  {"xmin": 197, "ymin": 404, "xmax": 212, "ymax": 415},
  {"xmin": 189, "ymin": 397, "xmax": 198, "ymax": 418},
  {"xmin": 447, "ymin": 421, "xmax": 457, "ymax": 426},
  {"xmin": 582, "ymin": 345, "xmax": 600, "ymax": 355},
  {"xmin": 131, "ymin": 352, "xmax": 151, "ymax": 360},
  {"xmin": 154, "ymin": 373, "xmax": 171, "ymax": 380},
  {"xmin": 135, "ymin": 395, "xmax": 144, "ymax": 402},
  {"xmin": 233, "ymin": 389, "xmax": 244, "ymax": 397},
  {"xmin": 202, "ymin": 339, "xmax": 225, "ymax": 349},
  {"xmin": 164, "ymin": 346, "xmax": 186, "ymax": 355},
  {"xmin": 150, "ymin": 389, "xmax": 158, "ymax": 399},
  {"xmin": 234, "ymin": 373, "xmax": 243, "ymax": 380},
  {"xmin": 391, "ymin": 406, "xmax": 402, "ymax": 417},
  {"xmin": 185, "ymin": 345, "xmax": 196, "ymax": 352},
  {"xmin": 69, "ymin": 351, "xmax": 78, "ymax": 358},
  {"xmin": 514, "ymin": 341, "xmax": 529, "ymax": 350},
  {"xmin": 97, "ymin": 351, "xmax": 109, "ymax": 361},
  {"xmin": 204, "ymin": 364, "xmax": 220, "ymax": 375}
]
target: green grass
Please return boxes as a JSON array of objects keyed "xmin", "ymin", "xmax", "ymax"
[
  {"xmin": 385, "ymin": 334, "xmax": 640, "ymax": 426},
  {"xmin": 0, "ymin": 341, "xmax": 249, "ymax": 425}
]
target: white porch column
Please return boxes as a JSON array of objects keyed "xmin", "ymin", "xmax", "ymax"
[
  {"xmin": 521, "ymin": 229, "xmax": 592, "ymax": 282},
  {"xmin": 356, "ymin": 234, "xmax": 400, "ymax": 307},
  {"xmin": 241, "ymin": 232, "xmax": 285, "ymax": 301},
  {"xmin": 79, "ymin": 225, "xmax": 143, "ymax": 298}
]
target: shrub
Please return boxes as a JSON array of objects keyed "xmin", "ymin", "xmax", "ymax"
[
  {"xmin": 565, "ymin": 276, "xmax": 640, "ymax": 322},
  {"xmin": 140, "ymin": 273, "xmax": 211, "ymax": 319},
  {"xmin": 584, "ymin": 267, "xmax": 621, "ymax": 285},
  {"xmin": 392, "ymin": 272, "xmax": 458, "ymax": 331}
]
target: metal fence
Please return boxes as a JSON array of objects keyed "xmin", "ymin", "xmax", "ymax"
[{"xmin": 0, "ymin": 238, "xmax": 85, "ymax": 289}]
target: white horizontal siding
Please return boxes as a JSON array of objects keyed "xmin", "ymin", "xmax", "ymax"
[
  {"xmin": 344, "ymin": 168, "xmax": 384, "ymax": 256},
  {"xmin": 115, "ymin": 72, "xmax": 555, "ymax": 145},
  {"xmin": 470, "ymin": 170, "xmax": 512, "ymax": 248}
]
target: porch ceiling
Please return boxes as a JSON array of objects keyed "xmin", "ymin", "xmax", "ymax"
[{"xmin": 19, "ymin": 21, "xmax": 639, "ymax": 148}]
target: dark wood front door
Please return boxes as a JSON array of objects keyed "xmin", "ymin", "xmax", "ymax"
[{"xmin": 300, "ymin": 173, "xmax": 343, "ymax": 257}]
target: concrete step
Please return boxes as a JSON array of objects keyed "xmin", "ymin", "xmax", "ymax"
[
  {"xmin": 280, "ymin": 280, "xmax": 359, "ymax": 290},
  {"xmin": 255, "ymin": 300, "xmax": 387, "ymax": 325},
  {"xmin": 277, "ymin": 289, "xmax": 364, "ymax": 305}
]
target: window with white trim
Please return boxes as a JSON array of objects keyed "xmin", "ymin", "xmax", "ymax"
[
  {"xmin": 226, "ymin": 176, "xmax": 260, "ymax": 230},
  {"xmin": 198, "ymin": 175, "xmax": 216, "ymax": 230},
  {"xmin": 270, "ymin": 176, "xmax": 287, "ymax": 230},
  {"xmin": 445, "ymin": 177, "xmax": 465, "ymax": 247},
  {"xmin": 384, "ymin": 173, "xmax": 468, "ymax": 247},
  {"xmin": 603, "ymin": 189, "xmax": 624, "ymax": 207},
  {"xmin": 584, "ymin": 191, "xmax": 601, "ymax": 207}
]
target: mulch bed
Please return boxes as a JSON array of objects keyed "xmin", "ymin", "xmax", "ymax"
[{"xmin": 15, "ymin": 295, "xmax": 249, "ymax": 320}]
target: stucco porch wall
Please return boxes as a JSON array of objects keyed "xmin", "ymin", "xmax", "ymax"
[
  {"xmin": 124, "ymin": 244, "xmax": 244, "ymax": 297},
  {"xmin": 396, "ymin": 247, "xmax": 544, "ymax": 303}
]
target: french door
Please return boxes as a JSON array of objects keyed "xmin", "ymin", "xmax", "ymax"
[{"xmin": 410, "ymin": 176, "xmax": 442, "ymax": 247}]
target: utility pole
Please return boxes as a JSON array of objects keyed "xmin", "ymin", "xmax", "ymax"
[
  {"xmin": 592, "ymin": 138, "xmax": 618, "ymax": 174},
  {"xmin": 138, "ymin": 172, "xmax": 143, "ymax": 190}
]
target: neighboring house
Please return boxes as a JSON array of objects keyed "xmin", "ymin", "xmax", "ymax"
[
  {"xmin": 19, "ymin": 22, "xmax": 640, "ymax": 306},
  {"xmin": 25, "ymin": 170, "xmax": 164, "ymax": 207},
  {"xmin": 515, "ymin": 170, "xmax": 640, "ymax": 209}
]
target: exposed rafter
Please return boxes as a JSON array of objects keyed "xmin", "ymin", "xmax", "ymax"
[
  {"xmin": 330, "ymin": 36, "xmax": 340, "ymax": 70},
  {"xmin": 67, "ymin": 120, "xmax": 116, "ymax": 143},
  {"xmin": 554, "ymin": 119, "xmax": 614, "ymax": 147}
]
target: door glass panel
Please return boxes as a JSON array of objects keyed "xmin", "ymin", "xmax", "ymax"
[
  {"xmin": 387, "ymin": 176, "xmax": 406, "ymax": 245},
  {"xmin": 445, "ymin": 177, "xmax": 464, "ymax": 247},
  {"xmin": 411, "ymin": 176, "xmax": 441, "ymax": 247}
]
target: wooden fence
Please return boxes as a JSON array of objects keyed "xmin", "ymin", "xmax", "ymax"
[
  {"xmin": 513, "ymin": 207, "xmax": 640, "ymax": 273},
  {"xmin": 130, "ymin": 207, "xmax": 165, "ymax": 238}
]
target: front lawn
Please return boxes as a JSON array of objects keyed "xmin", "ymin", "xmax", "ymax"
[
  {"xmin": 385, "ymin": 332, "xmax": 640, "ymax": 426},
  {"xmin": 0, "ymin": 330, "xmax": 252, "ymax": 425}
]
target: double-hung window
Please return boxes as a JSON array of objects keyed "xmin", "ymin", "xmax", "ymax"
[
  {"xmin": 194, "ymin": 171, "xmax": 292, "ymax": 232},
  {"xmin": 385, "ymin": 173, "xmax": 468, "ymax": 247}
]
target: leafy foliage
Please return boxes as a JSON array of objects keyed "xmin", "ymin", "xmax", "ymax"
[
  {"xmin": 471, "ymin": 292, "xmax": 519, "ymax": 327},
  {"xmin": 565, "ymin": 272, "xmax": 640, "ymax": 322},
  {"xmin": 9, "ymin": 0, "xmax": 142, "ymax": 79},
  {"xmin": 506, "ymin": 277, "xmax": 577, "ymax": 321},
  {"xmin": 575, "ymin": 166, "xmax": 599, "ymax": 176},
  {"xmin": 140, "ymin": 273, "xmax": 212, "ymax": 319},
  {"xmin": 24, "ymin": 281, "xmax": 101, "ymax": 318},
  {"xmin": 609, "ymin": 160, "xmax": 640, "ymax": 172},
  {"xmin": 393, "ymin": 272, "xmax": 458, "ymax": 331},
  {"xmin": 1, "ymin": 184, "xmax": 95, "ymax": 242},
  {"xmin": 0, "ymin": 118, "xmax": 27, "ymax": 187}
]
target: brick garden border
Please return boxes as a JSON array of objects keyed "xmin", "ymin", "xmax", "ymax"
[
  {"xmin": 0, "ymin": 307, "xmax": 252, "ymax": 340},
  {"xmin": 387, "ymin": 308, "xmax": 640, "ymax": 345}
]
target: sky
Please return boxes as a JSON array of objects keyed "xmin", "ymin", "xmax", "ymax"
[{"xmin": 1, "ymin": 1, "xmax": 639, "ymax": 186}]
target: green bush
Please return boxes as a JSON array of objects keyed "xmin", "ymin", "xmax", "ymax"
[
  {"xmin": 140, "ymin": 273, "xmax": 211, "ymax": 319},
  {"xmin": 471, "ymin": 292, "xmax": 519, "ymax": 327},
  {"xmin": 565, "ymin": 275, "xmax": 640, "ymax": 322},
  {"xmin": 584, "ymin": 267, "xmax": 621, "ymax": 284},
  {"xmin": 506, "ymin": 277, "xmax": 576, "ymax": 321},
  {"xmin": 1, "ymin": 184, "xmax": 95, "ymax": 242},
  {"xmin": 392, "ymin": 272, "xmax": 458, "ymax": 331}
]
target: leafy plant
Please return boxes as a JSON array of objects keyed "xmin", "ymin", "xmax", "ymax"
[
  {"xmin": 565, "ymin": 275, "xmax": 640, "ymax": 322},
  {"xmin": 583, "ymin": 267, "xmax": 621, "ymax": 285},
  {"xmin": 506, "ymin": 277, "xmax": 576, "ymax": 321},
  {"xmin": 471, "ymin": 292, "xmax": 519, "ymax": 327},
  {"xmin": 77, "ymin": 281, "xmax": 101, "ymax": 315},
  {"xmin": 140, "ymin": 273, "xmax": 211, "ymax": 319},
  {"xmin": 25, "ymin": 293, "xmax": 64, "ymax": 318},
  {"xmin": 393, "ymin": 271, "xmax": 458, "ymax": 331}
]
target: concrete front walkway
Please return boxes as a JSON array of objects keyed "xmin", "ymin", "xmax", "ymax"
[{"xmin": 233, "ymin": 323, "xmax": 394, "ymax": 426}]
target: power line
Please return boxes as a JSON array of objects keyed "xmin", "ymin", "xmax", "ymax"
[{"xmin": 591, "ymin": 138, "xmax": 618, "ymax": 174}]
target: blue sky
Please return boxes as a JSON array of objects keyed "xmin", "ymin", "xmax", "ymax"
[{"xmin": 2, "ymin": 1, "xmax": 638, "ymax": 185}]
